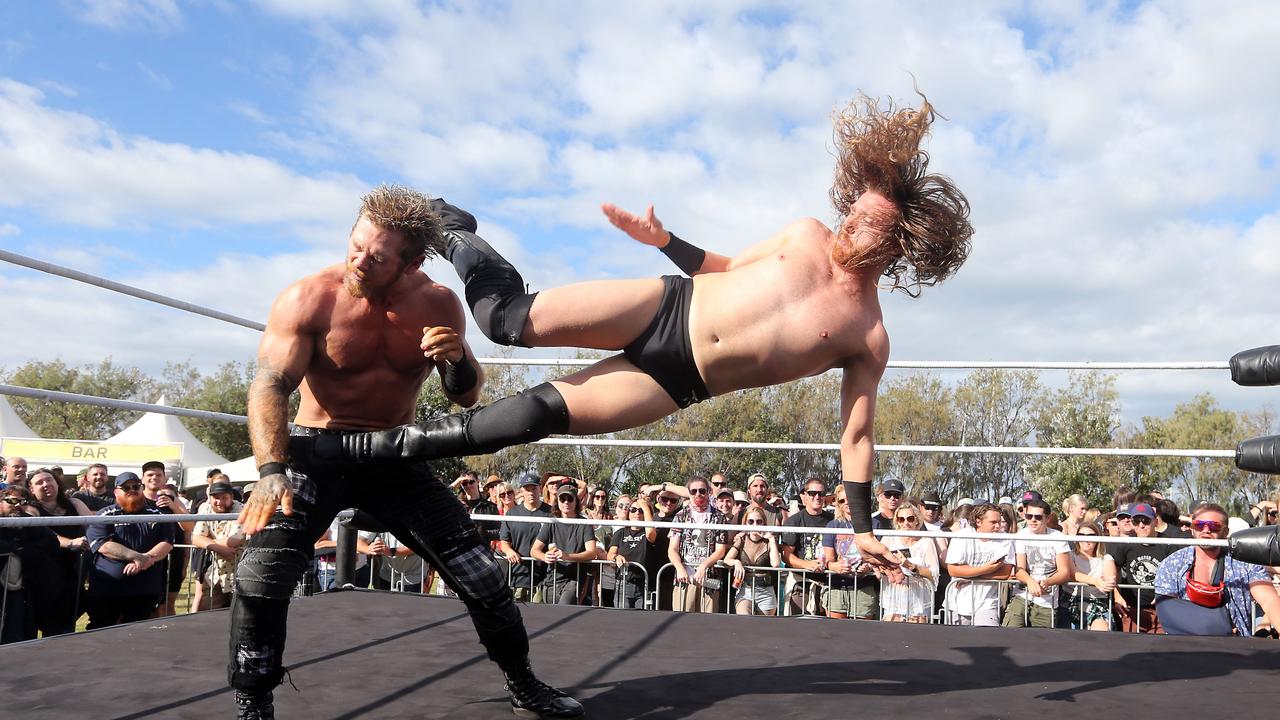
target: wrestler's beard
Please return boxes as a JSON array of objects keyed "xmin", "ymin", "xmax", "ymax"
[
  {"xmin": 343, "ymin": 266, "xmax": 370, "ymax": 299},
  {"xmin": 118, "ymin": 494, "xmax": 146, "ymax": 513}
]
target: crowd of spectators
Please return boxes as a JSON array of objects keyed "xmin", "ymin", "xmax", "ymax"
[{"xmin": 1, "ymin": 453, "xmax": 1278, "ymax": 643}]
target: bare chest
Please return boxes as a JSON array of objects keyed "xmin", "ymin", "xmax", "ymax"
[{"xmin": 315, "ymin": 303, "xmax": 433, "ymax": 375}]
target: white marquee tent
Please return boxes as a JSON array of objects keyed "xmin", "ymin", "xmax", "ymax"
[
  {"xmin": 0, "ymin": 395, "xmax": 39, "ymax": 440},
  {"xmin": 105, "ymin": 396, "xmax": 229, "ymax": 480}
]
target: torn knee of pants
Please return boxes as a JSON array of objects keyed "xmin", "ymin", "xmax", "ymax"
[
  {"xmin": 236, "ymin": 547, "xmax": 311, "ymax": 599},
  {"xmin": 234, "ymin": 638, "xmax": 283, "ymax": 680}
]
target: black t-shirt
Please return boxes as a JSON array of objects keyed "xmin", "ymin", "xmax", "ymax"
[
  {"xmin": 500, "ymin": 504, "xmax": 552, "ymax": 587},
  {"xmin": 610, "ymin": 527, "xmax": 649, "ymax": 587},
  {"xmin": 1109, "ymin": 540, "xmax": 1172, "ymax": 607},
  {"xmin": 535, "ymin": 520, "xmax": 597, "ymax": 584},
  {"xmin": 467, "ymin": 498, "xmax": 500, "ymax": 543},
  {"xmin": 870, "ymin": 511, "xmax": 894, "ymax": 532},
  {"xmin": 781, "ymin": 510, "xmax": 834, "ymax": 563},
  {"xmin": 72, "ymin": 491, "xmax": 115, "ymax": 513},
  {"xmin": 646, "ymin": 510, "xmax": 677, "ymax": 580},
  {"xmin": 1158, "ymin": 523, "xmax": 1189, "ymax": 539}
]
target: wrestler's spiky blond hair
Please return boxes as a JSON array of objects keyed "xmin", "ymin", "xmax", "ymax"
[
  {"xmin": 829, "ymin": 89, "xmax": 973, "ymax": 297},
  {"xmin": 358, "ymin": 184, "xmax": 445, "ymax": 261}
]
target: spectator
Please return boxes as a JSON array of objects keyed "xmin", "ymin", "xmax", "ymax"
[
  {"xmin": 187, "ymin": 467, "xmax": 225, "ymax": 515},
  {"xmin": 531, "ymin": 481, "xmax": 598, "ymax": 605},
  {"xmin": 0, "ymin": 486, "xmax": 59, "ymax": 643},
  {"xmin": 1112, "ymin": 486, "xmax": 1136, "ymax": 513},
  {"xmin": 189, "ymin": 480, "xmax": 244, "ymax": 611},
  {"xmin": 881, "ymin": 500, "xmax": 939, "ymax": 623},
  {"xmin": 584, "ymin": 488, "xmax": 615, "ymax": 607},
  {"xmin": 667, "ymin": 476, "xmax": 730, "ymax": 613},
  {"xmin": 945, "ymin": 502, "xmax": 974, "ymax": 532},
  {"xmin": 607, "ymin": 496, "xmax": 656, "ymax": 609},
  {"xmin": 871, "ymin": 479, "xmax": 904, "ymax": 530},
  {"xmin": 452, "ymin": 471, "xmax": 500, "ymax": 544},
  {"xmin": 29, "ymin": 468, "xmax": 91, "ymax": 635},
  {"xmin": 85, "ymin": 472, "xmax": 175, "ymax": 629},
  {"xmin": 1155, "ymin": 499, "xmax": 1188, "ymax": 538},
  {"xmin": 482, "ymin": 475, "xmax": 503, "ymax": 506},
  {"xmin": 1060, "ymin": 494, "xmax": 1088, "ymax": 537},
  {"xmin": 732, "ymin": 490, "xmax": 750, "ymax": 520},
  {"xmin": 493, "ymin": 482, "xmax": 517, "ymax": 515},
  {"xmin": 709, "ymin": 472, "xmax": 730, "ymax": 494},
  {"xmin": 72, "ymin": 463, "xmax": 115, "ymax": 512},
  {"xmin": 725, "ymin": 505, "xmax": 781, "ymax": 616},
  {"xmin": 780, "ymin": 477, "xmax": 834, "ymax": 616},
  {"xmin": 823, "ymin": 483, "xmax": 881, "ymax": 620},
  {"xmin": 1247, "ymin": 500, "xmax": 1278, "ymax": 528},
  {"xmin": 1063, "ymin": 520, "xmax": 1116, "ymax": 631},
  {"xmin": 921, "ymin": 491, "xmax": 950, "ymax": 618},
  {"xmin": 746, "ymin": 473, "xmax": 784, "ymax": 525},
  {"xmin": 647, "ymin": 487, "xmax": 683, "ymax": 611},
  {"xmin": 499, "ymin": 474, "xmax": 552, "ymax": 601},
  {"xmin": 920, "ymin": 492, "xmax": 944, "ymax": 530},
  {"xmin": 4, "ymin": 456, "xmax": 28, "ymax": 490},
  {"xmin": 1002, "ymin": 499, "xmax": 1071, "ymax": 628},
  {"xmin": 1082, "ymin": 507, "xmax": 1102, "ymax": 528},
  {"xmin": 370, "ymin": 531, "xmax": 427, "ymax": 593},
  {"xmin": 944, "ymin": 502, "xmax": 1015, "ymax": 626},
  {"xmin": 47, "ymin": 466, "xmax": 69, "ymax": 493},
  {"xmin": 1155, "ymin": 503, "xmax": 1280, "ymax": 636},
  {"xmin": 139, "ymin": 461, "xmax": 189, "ymax": 617},
  {"xmin": 1110, "ymin": 502, "xmax": 1171, "ymax": 633},
  {"xmin": 1103, "ymin": 512, "xmax": 1121, "ymax": 537}
]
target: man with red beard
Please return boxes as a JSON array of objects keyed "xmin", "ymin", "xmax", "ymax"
[{"xmin": 84, "ymin": 471, "xmax": 175, "ymax": 629}]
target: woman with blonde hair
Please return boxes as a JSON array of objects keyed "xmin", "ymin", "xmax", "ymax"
[
  {"xmin": 881, "ymin": 500, "xmax": 939, "ymax": 623},
  {"xmin": 725, "ymin": 505, "xmax": 781, "ymax": 615},
  {"xmin": 1065, "ymin": 520, "xmax": 1117, "ymax": 631}
]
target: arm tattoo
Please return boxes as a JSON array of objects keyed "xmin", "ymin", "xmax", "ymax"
[{"xmin": 248, "ymin": 362, "xmax": 296, "ymax": 466}]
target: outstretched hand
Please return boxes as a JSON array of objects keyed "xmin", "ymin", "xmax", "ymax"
[
  {"xmin": 239, "ymin": 472, "xmax": 294, "ymax": 537},
  {"xmin": 601, "ymin": 203, "xmax": 669, "ymax": 248},
  {"xmin": 854, "ymin": 533, "xmax": 905, "ymax": 584}
]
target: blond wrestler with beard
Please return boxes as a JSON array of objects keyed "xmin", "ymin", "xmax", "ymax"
[
  {"xmin": 231, "ymin": 185, "xmax": 583, "ymax": 719},
  {"xmin": 316, "ymin": 90, "xmax": 974, "ymax": 584}
]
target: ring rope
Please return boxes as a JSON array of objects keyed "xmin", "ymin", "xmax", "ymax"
[
  {"xmin": 0, "ymin": 250, "xmax": 1231, "ymax": 372},
  {"xmin": 0, "ymin": 510, "xmax": 1231, "ymax": 548},
  {"xmin": 0, "ymin": 385, "xmax": 1235, "ymax": 459}
]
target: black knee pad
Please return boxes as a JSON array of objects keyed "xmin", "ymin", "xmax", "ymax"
[
  {"xmin": 235, "ymin": 543, "xmax": 312, "ymax": 600},
  {"xmin": 467, "ymin": 382, "xmax": 571, "ymax": 454},
  {"xmin": 472, "ymin": 290, "xmax": 537, "ymax": 347}
]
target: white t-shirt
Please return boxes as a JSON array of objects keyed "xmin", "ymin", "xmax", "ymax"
[
  {"xmin": 1014, "ymin": 527, "xmax": 1071, "ymax": 608},
  {"xmin": 944, "ymin": 531, "xmax": 1014, "ymax": 614},
  {"xmin": 1072, "ymin": 551, "xmax": 1114, "ymax": 599}
]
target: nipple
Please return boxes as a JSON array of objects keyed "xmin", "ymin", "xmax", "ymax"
[{"xmin": 820, "ymin": 330, "xmax": 830, "ymax": 339}]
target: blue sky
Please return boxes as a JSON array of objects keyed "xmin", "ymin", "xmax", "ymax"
[{"xmin": 1, "ymin": 0, "xmax": 1279, "ymax": 428}]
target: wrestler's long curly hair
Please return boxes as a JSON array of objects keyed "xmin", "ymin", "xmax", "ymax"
[
  {"xmin": 829, "ymin": 90, "xmax": 973, "ymax": 297},
  {"xmin": 357, "ymin": 184, "xmax": 446, "ymax": 262}
]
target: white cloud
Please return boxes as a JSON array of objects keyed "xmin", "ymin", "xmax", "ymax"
[
  {"xmin": 0, "ymin": 223, "xmax": 18, "ymax": 237},
  {"xmin": 0, "ymin": 78, "xmax": 364, "ymax": 232},
  {"xmin": 69, "ymin": 0, "xmax": 183, "ymax": 33}
]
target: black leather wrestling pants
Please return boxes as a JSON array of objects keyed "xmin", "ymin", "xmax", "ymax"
[{"xmin": 227, "ymin": 435, "xmax": 529, "ymax": 693}]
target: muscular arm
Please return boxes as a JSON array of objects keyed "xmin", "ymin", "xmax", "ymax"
[
  {"xmin": 248, "ymin": 285, "xmax": 313, "ymax": 467},
  {"xmin": 430, "ymin": 292, "xmax": 484, "ymax": 408}
]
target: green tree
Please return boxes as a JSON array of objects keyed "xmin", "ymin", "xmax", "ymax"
[
  {"xmin": 874, "ymin": 372, "xmax": 959, "ymax": 497},
  {"xmin": 1026, "ymin": 373, "xmax": 1123, "ymax": 511},
  {"xmin": 4, "ymin": 358, "xmax": 153, "ymax": 439}
]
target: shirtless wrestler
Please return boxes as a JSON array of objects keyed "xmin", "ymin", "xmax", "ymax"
[
  {"xmin": 230, "ymin": 185, "xmax": 583, "ymax": 719},
  {"xmin": 316, "ymin": 91, "xmax": 974, "ymax": 578}
]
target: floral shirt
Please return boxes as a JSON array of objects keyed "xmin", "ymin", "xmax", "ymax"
[{"xmin": 1154, "ymin": 546, "xmax": 1269, "ymax": 636}]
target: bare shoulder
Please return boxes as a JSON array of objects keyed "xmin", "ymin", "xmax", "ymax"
[
  {"xmin": 270, "ymin": 266, "xmax": 341, "ymax": 329},
  {"xmin": 402, "ymin": 272, "xmax": 467, "ymax": 324},
  {"xmin": 786, "ymin": 217, "xmax": 835, "ymax": 239}
]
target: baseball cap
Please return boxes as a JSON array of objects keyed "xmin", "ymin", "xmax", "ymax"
[
  {"xmin": 516, "ymin": 473, "xmax": 541, "ymax": 488},
  {"xmin": 1020, "ymin": 490, "xmax": 1043, "ymax": 504},
  {"xmin": 716, "ymin": 487, "xmax": 734, "ymax": 499},
  {"xmin": 112, "ymin": 471, "xmax": 141, "ymax": 488},
  {"xmin": 998, "ymin": 496, "xmax": 1013, "ymax": 506},
  {"xmin": 881, "ymin": 479, "xmax": 906, "ymax": 494},
  {"xmin": 733, "ymin": 490, "xmax": 750, "ymax": 503},
  {"xmin": 1128, "ymin": 502, "xmax": 1156, "ymax": 519},
  {"xmin": 555, "ymin": 480, "xmax": 578, "ymax": 494},
  {"xmin": 921, "ymin": 491, "xmax": 942, "ymax": 508},
  {"xmin": 658, "ymin": 488, "xmax": 682, "ymax": 501},
  {"xmin": 956, "ymin": 497, "xmax": 974, "ymax": 507},
  {"xmin": 208, "ymin": 481, "xmax": 236, "ymax": 496}
]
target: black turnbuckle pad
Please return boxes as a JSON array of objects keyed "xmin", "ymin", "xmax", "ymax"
[
  {"xmin": 1229, "ymin": 525, "xmax": 1280, "ymax": 566},
  {"xmin": 1230, "ymin": 345, "xmax": 1280, "ymax": 386},
  {"xmin": 1236, "ymin": 435, "xmax": 1280, "ymax": 474}
]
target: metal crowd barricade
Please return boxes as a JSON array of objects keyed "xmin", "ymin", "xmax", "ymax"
[{"xmin": 501, "ymin": 554, "xmax": 648, "ymax": 608}]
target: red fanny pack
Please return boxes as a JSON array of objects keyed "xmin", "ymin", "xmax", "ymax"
[{"xmin": 1185, "ymin": 555, "xmax": 1226, "ymax": 608}]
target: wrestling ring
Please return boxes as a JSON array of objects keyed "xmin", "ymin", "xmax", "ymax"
[{"xmin": 2, "ymin": 249, "xmax": 1280, "ymax": 719}]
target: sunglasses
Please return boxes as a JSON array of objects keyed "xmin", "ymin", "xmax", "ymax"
[
  {"xmin": 1192, "ymin": 519, "xmax": 1224, "ymax": 533},
  {"xmin": 627, "ymin": 506, "xmax": 643, "ymax": 513},
  {"xmin": 658, "ymin": 497, "xmax": 678, "ymax": 503},
  {"xmin": 1269, "ymin": 510, "xmax": 1278, "ymax": 518},
  {"xmin": 615, "ymin": 502, "xmax": 629, "ymax": 508},
  {"xmin": 1, "ymin": 497, "xmax": 29, "ymax": 506},
  {"xmin": 745, "ymin": 519, "xmax": 765, "ymax": 525},
  {"xmin": 498, "ymin": 492, "xmax": 514, "ymax": 498},
  {"xmin": 836, "ymin": 498, "xmax": 847, "ymax": 505},
  {"xmin": 882, "ymin": 491, "xmax": 902, "ymax": 499},
  {"xmin": 1116, "ymin": 515, "xmax": 1132, "ymax": 521},
  {"xmin": 803, "ymin": 490, "xmax": 824, "ymax": 498},
  {"xmin": 896, "ymin": 515, "xmax": 918, "ymax": 523},
  {"xmin": 118, "ymin": 484, "xmax": 143, "ymax": 493},
  {"xmin": 689, "ymin": 488, "xmax": 710, "ymax": 496},
  {"xmin": 558, "ymin": 495, "xmax": 577, "ymax": 503},
  {"xmin": 1024, "ymin": 513, "xmax": 1045, "ymax": 521},
  {"xmin": 1131, "ymin": 517, "xmax": 1153, "ymax": 526},
  {"xmin": 463, "ymin": 479, "xmax": 477, "ymax": 485},
  {"xmin": 594, "ymin": 493, "xmax": 606, "ymax": 499},
  {"xmin": 710, "ymin": 481, "xmax": 725, "ymax": 487}
]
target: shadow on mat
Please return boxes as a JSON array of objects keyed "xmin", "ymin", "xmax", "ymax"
[{"xmin": 578, "ymin": 644, "xmax": 1280, "ymax": 719}]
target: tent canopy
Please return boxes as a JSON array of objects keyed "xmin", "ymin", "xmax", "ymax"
[
  {"xmin": 0, "ymin": 395, "xmax": 40, "ymax": 440},
  {"xmin": 105, "ymin": 396, "xmax": 229, "ymax": 472}
]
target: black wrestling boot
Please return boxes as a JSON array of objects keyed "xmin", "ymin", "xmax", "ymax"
[
  {"xmin": 504, "ymin": 659, "xmax": 585, "ymax": 719},
  {"xmin": 235, "ymin": 690, "xmax": 275, "ymax": 720},
  {"xmin": 312, "ymin": 412, "xmax": 473, "ymax": 462}
]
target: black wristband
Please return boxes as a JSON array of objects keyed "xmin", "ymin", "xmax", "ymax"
[
  {"xmin": 843, "ymin": 481, "xmax": 874, "ymax": 534},
  {"xmin": 442, "ymin": 349, "xmax": 479, "ymax": 395},
  {"xmin": 259, "ymin": 462, "xmax": 287, "ymax": 479},
  {"xmin": 659, "ymin": 233, "xmax": 706, "ymax": 277}
]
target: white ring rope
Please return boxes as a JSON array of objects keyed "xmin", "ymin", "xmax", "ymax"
[
  {"xmin": 0, "ymin": 250, "xmax": 1231, "ymax": 372},
  {"xmin": 0, "ymin": 385, "xmax": 1235, "ymax": 459},
  {"xmin": 0, "ymin": 510, "xmax": 1232, "ymax": 548}
]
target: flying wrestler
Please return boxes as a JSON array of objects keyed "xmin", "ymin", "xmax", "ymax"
[
  {"xmin": 230, "ymin": 185, "xmax": 583, "ymax": 719},
  {"xmin": 299, "ymin": 90, "xmax": 974, "ymax": 582}
]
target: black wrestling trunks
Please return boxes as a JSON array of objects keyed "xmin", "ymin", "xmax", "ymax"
[{"xmin": 622, "ymin": 274, "xmax": 711, "ymax": 408}]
